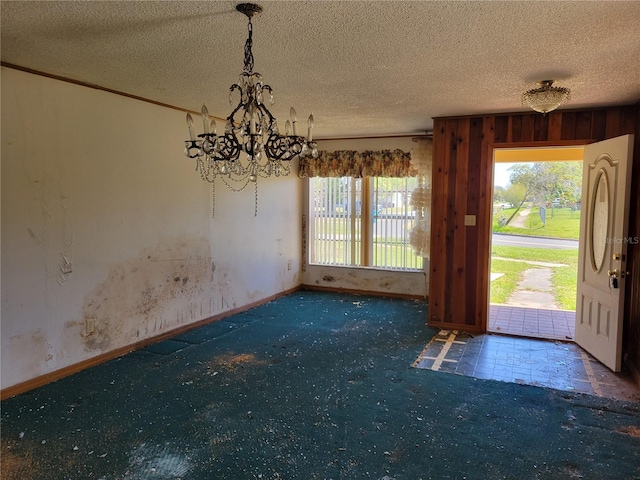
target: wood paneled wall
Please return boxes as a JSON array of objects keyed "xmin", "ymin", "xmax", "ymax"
[
  {"xmin": 624, "ymin": 105, "xmax": 640, "ymax": 379},
  {"xmin": 429, "ymin": 107, "xmax": 639, "ymax": 360}
]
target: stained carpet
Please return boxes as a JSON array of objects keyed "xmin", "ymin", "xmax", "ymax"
[{"xmin": 1, "ymin": 291, "xmax": 639, "ymax": 479}]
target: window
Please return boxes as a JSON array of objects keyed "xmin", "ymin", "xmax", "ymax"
[{"xmin": 309, "ymin": 176, "xmax": 423, "ymax": 270}]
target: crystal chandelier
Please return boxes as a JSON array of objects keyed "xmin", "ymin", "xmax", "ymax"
[
  {"xmin": 521, "ymin": 80, "xmax": 571, "ymax": 115},
  {"xmin": 184, "ymin": 3, "xmax": 317, "ymax": 216}
]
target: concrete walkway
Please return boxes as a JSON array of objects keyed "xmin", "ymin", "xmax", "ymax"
[
  {"xmin": 509, "ymin": 206, "xmax": 531, "ymax": 228},
  {"xmin": 506, "ymin": 267, "xmax": 559, "ymax": 309},
  {"xmin": 492, "ymin": 256, "xmax": 568, "ymax": 268},
  {"xmin": 490, "ymin": 254, "xmax": 576, "ymax": 338}
]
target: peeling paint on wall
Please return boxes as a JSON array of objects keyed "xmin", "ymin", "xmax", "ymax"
[
  {"xmin": 58, "ymin": 252, "xmax": 73, "ymax": 286},
  {"xmin": 57, "ymin": 194, "xmax": 75, "ymax": 285}
]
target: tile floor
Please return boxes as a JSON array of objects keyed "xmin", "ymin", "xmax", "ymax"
[
  {"xmin": 489, "ymin": 304, "xmax": 575, "ymax": 341},
  {"xmin": 414, "ymin": 330, "xmax": 640, "ymax": 402}
]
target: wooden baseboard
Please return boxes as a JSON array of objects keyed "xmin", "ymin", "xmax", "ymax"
[
  {"xmin": 1, "ymin": 287, "xmax": 299, "ymax": 400},
  {"xmin": 301, "ymin": 284, "xmax": 428, "ymax": 302}
]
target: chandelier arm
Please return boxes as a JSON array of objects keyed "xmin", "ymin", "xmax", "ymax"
[
  {"xmin": 199, "ymin": 133, "xmax": 216, "ymax": 156},
  {"xmin": 256, "ymin": 101, "xmax": 276, "ymax": 125},
  {"xmin": 184, "ymin": 140, "xmax": 203, "ymax": 159},
  {"xmin": 226, "ymin": 104, "xmax": 245, "ymax": 123},
  {"xmin": 212, "ymin": 133, "xmax": 242, "ymax": 162},
  {"xmin": 264, "ymin": 135, "xmax": 288, "ymax": 161},
  {"xmin": 264, "ymin": 134, "xmax": 306, "ymax": 161}
]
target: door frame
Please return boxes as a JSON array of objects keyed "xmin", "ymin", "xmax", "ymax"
[{"xmin": 483, "ymin": 140, "xmax": 594, "ymax": 333}]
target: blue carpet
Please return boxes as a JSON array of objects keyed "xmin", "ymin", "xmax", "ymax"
[{"xmin": 1, "ymin": 290, "xmax": 639, "ymax": 479}]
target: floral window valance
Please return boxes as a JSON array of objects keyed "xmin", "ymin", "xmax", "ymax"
[{"xmin": 298, "ymin": 149, "xmax": 417, "ymax": 178}]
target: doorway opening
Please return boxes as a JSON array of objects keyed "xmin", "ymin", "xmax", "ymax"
[{"xmin": 488, "ymin": 146, "xmax": 584, "ymax": 341}]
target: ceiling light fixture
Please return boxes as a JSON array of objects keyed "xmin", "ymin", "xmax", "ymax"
[
  {"xmin": 522, "ymin": 80, "xmax": 571, "ymax": 115},
  {"xmin": 184, "ymin": 2, "xmax": 317, "ymax": 216}
]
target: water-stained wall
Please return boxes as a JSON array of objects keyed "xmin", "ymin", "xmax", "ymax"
[{"xmin": 1, "ymin": 68, "xmax": 302, "ymax": 391}]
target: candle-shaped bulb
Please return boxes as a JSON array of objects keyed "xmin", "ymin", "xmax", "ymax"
[
  {"xmin": 201, "ymin": 105, "xmax": 210, "ymax": 134},
  {"xmin": 290, "ymin": 107, "xmax": 298, "ymax": 135},
  {"xmin": 186, "ymin": 113, "xmax": 195, "ymax": 141},
  {"xmin": 210, "ymin": 118, "xmax": 217, "ymax": 135},
  {"xmin": 249, "ymin": 104, "xmax": 257, "ymax": 134},
  {"xmin": 307, "ymin": 114, "xmax": 314, "ymax": 141}
]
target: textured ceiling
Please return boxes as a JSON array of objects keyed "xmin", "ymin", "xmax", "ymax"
[{"xmin": 2, "ymin": 0, "xmax": 639, "ymax": 138}]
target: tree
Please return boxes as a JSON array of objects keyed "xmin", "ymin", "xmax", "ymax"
[
  {"xmin": 504, "ymin": 183, "xmax": 527, "ymax": 208},
  {"xmin": 493, "ymin": 185, "xmax": 506, "ymax": 204},
  {"xmin": 505, "ymin": 161, "xmax": 582, "ymax": 224},
  {"xmin": 543, "ymin": 161, "xmax": 582, "ymax": 208},
  {"xmin": 503, "ymin": 164, "xmax": 538, "ymax": 224}
]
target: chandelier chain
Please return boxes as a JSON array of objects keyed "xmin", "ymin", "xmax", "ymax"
[
  {"xmin": 254, "ymin": 181, "xmax": 258, "ymax": 217},
  {"xmin": 244, "ymin": 19, "xmax": 254, "ymax": 74},
  {"xmin": 220, "ymin": 175, "xmax": 254, "ymax": 194}
]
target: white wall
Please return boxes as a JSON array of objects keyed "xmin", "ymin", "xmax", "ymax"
[
  {"xmin": 301, "ymin": 137, "xmax": 429, "ymax": 297},
  {"xmin": 1, "ymin": 68, "xmax": 302, "ymax": 390}
]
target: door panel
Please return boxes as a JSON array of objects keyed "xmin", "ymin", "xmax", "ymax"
[{"xmin": 575, "ymin": 135, "xmax": 634, "ymax": 371}]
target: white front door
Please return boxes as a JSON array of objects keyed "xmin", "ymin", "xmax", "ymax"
[{"xmin": 575, "ymin": 135, "xmax": 634, "ymax": 372}]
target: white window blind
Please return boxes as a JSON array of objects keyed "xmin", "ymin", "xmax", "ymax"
[{"xmin": 309, "ymin": 177, "xmax": 422, "ymax": 271}]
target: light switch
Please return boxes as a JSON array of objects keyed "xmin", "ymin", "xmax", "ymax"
[
  {"xmin": 85, "ymin": 318, "xmax": 96, "ymax": 335},
  {"xmin": 464, "ymin": 215, "xmax": 476, "ymax": 226}
]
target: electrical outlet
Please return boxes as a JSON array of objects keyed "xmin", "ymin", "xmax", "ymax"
[
  {"xmin": 287, "ymin": 260, "xmax": 292, "ymax": 271},
  {"xmin": 85, "ymin": 318, "xmax": 96, "ymax": 335}
]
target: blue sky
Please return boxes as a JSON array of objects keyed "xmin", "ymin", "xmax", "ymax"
[{"xmin": 494, "ymin": 162, "xmax": 515, "ymax": 188}]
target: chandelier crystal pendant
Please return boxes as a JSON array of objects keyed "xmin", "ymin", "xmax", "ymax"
[
  {"xmin": 521, "ymin": 80, "xmax": 571, "ymax": 115},
  {"xmin": 183, "ymin": 3, "xmax": 318, "ymax": 216}
]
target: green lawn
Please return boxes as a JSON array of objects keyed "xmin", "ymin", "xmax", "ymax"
[
  {"xmin": 311, "ymin": 239, "xmax": 423, "ymax": 270},
  {"xmin": 490, "ymin": 258, "xmax": 534, "ymax": 305},
  {"xmin": 493, "ymin": 205, "xmax": 581, "ymax": 240},
  {"xmin": 491, "ymin": 246, "xmax": 578, "ymax": 310}
]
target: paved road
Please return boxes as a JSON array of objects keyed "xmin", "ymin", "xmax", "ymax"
[{"xmin": 492, "ymin": 233, "xmax": 579, "ymax": 249}]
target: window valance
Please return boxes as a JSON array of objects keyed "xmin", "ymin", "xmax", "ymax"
[{"xmin": 298, "ymin": 149, "xmax": 417, "ymax": 178}]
